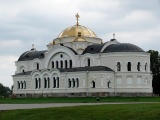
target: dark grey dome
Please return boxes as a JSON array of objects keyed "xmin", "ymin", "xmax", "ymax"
[
  {"xmin": 82, "ymin": 43, "xmax": 105, "ymax": 54},
  {"xmin": 103, "ymin": 43, "xmax": 144, "ymax": 53},
  {"xmin": 18, "ymin": 50, "xmax": 47, "ymax": 61},
  {"xmin": 18, "ymin": 46, "xmax": 78, "ymax": 61}
]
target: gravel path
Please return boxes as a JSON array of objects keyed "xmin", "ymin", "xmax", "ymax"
[{"xmin": 0, "ymin": 102, "xmax": 158, "ymax": 110}]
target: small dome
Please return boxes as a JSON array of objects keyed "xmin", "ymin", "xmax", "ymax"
[
  {"xmin": 58, "ymin": 25, "xmax": 97, "ymax": 38},
  {"xmin": 103, "ymin": 43, "xmax": 144, "ymax": 53}
]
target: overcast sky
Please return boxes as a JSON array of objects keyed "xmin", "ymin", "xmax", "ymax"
[{"xmin": 0, "ymin": 0, "xmax": 160, "ymax": 88}]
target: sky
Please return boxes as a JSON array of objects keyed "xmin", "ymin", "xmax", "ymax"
[{"xmin": 0, "ymin": 0, "xmax": 160, "ymax": 88}]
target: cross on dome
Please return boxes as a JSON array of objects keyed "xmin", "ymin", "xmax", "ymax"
[
  {"xmin": 113, "ymin": 33, "xmax": 115, "ymax": 39},
  {"xmin": 75, "ymin": 13, "xmax": 80, "ymax": 26}
]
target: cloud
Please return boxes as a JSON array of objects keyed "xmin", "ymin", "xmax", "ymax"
[
  {"xmin": 0, "ymin": 0, "xmax": 160, "ymax": 87},
  {"xmin": 0, "ymin": 55, "xmax": 18, "ymax": 88}
]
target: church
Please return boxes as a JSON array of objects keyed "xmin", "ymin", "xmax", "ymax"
[{"xmin": 12, "ymin": 14, "xmax": 152, "ymax": 97}]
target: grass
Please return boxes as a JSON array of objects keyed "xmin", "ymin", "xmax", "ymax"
[
  {"xmin": 0, "ymin": 97, "xmax": 160, "ymax": 104},
  {"xmin": 0, "ymin": 103, "xmax": 160, "ymax": 120}
]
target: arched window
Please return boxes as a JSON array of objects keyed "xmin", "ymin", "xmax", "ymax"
[
  {"xmin": 52, "ymin": 61, "xmax": 54, "ymax": 68},
  {"xmin": 127, "ymin": 62, "xmax": 131, "ymax": 71},
  {"xmin": 68, "ymin": 79, "xmax": 71, "ymax": 88},
  {"xmin": 17, "ymin": 81, "xmax": 20, "ymax": 89},
  {"xmin": 23, "ymin": 81, "xmax": 26, "ymax": 89},
  {"xmin": 47, "ymin": 77, "xmax": 50, "ymax": 88},
  {"xmin": 44, "ymin": 78, "xmax": 47, "ymax": 88},
  {"xmin": 38, "ymin": 78, "xmax": 41, "ymax": 88},
  {"xmin": 117, "ymin": 62, "xmax": 121, "ymax": 71},
  {"xmin": 53, "ymin": 77, "xmax": 56, "ymax": 88},
  {"xmin": 61, "ymin": 60, "xmax": 63, "ymax": 68},
  {"xmin": 69, "ymin": 59, "xmax": 72, "ymax": 68},
  {"xmin": 145, "ymin": 63, "xmax": 147, "ymax": 71},
  {"xmin": 137, "ymin": 62, "xmax": 140, "ymax": 71},
  {"xmin": 76, "ymin": 78, "xmax": 79, "ymax": 87},
  {"xmin": 37, "ymin": 63, "xmax": 39, "ymax": 70},
  {"xmin": 72, "ymin": 78, "xmax": 75, "ymax": 88},
  {"xmin": 56, "ymin": 61, "xmax": 59, "ymax": 68},
  {"xmin": 107, "ymin": 81, "xmax": 111, "ymax": 88},
  {"xmin": 35, "ymin": 78, "xmax": 38, "ymax": 89},
  {"xmin": 57, "ymin": 77, "xmax": 59, "ymax": 88},
  {"xmin": 87, "ymin": 58, "xmax": 90, "ymax": 67},
  {"xmin": 91, "ymin": 81, "xmax": 95, "ymax": 88},
  {"xmin": 65, "ymin": 60, "xmax": 68, "ymax": 68}
]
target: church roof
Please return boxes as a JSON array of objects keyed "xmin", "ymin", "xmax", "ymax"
[
  {"xmin": 83, "ymin": 43, "xmax": 144, "ymax": 54},
  {"xmin": 58, "ymin": 66, "xmax": 113, "ymax": 72},
  {"xmin": 64, "ymin": 46, "xmax": 78, "ymax": 55},
  {"xmin": 58, "ymin": 25, "xmax": 97, "ymax": 38},
  {"xmin": 13, "ymin": 66, "xmax": 113, "ymax": 76},
  {"xmin": 102, "ymin": 43, "xmax": 144, "ymax": 53},
  {"xmin": 18, "ymin": 50, "xmax": 47, "ymax": 61},
  {"xmin": 82, "ymin": 43, "xmax": 105, "ymax": 54}
]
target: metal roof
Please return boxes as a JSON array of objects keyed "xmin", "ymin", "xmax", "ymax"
[
  {"xmin": 102, "ymin": 43, "xmax": 144, "ymax": 53},
  {"xmin": 13, "ymin": 66, "xmax": 114, "ymax": 76},
  {"xmin": 18, "ymin": 50, "xmax": 47, "ymax": 61},
  {"xmin": 82, "ymin": 43, "xmax": 105, "ymax": 54}
]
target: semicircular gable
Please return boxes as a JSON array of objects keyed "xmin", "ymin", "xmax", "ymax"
[{"xmin": 44, "ymin": 46, "xmax": 77, "ymax": 68}]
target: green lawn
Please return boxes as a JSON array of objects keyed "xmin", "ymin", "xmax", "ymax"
[
  {"xmin": 0, "ymin": 103, "xmax": 160, "ymax": 120},
  {"xmin": 0, "ymin": 97, "xmax": 160, "ymax": 104}
]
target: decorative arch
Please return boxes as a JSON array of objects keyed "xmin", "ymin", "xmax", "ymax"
[
  {"xmin": 32, "ymin": 59, "xmax": 42, "ymax": 70},
  {"xmin": 81, "ymin": 56, "xmax": 95, "ymax": 67},
  {"xmin": 90, "ymin": 76, "xmax": 96, "ymax": 88},
  {"xmin": 19, "ymin": 65, "xmax": 27, "ymax": 73},
  {"xmin": 44, "ymin": 46, "xmax": 77, "ymax": 69}
]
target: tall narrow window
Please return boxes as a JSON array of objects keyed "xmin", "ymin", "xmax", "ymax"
[
  {"xmin": 76, "ymin": 78, "xmax": 79, "ymax": 87},
  {"xmin": 35, "ymin": 78, "xmax": 38, "ymax": 89},
  {"xmin": 92, "ymin": 81, "xmax": 95, "ymax": 88},
  {"xmin": 127, "ymin": 62, "xmax": 131, "ymax": 71},
  {"xmin": 57, "ymin": 77, "xmax": 59, "ymax": 88},
  {"xmin": 37, "ymin": 63, "xmax": 39, "ymax": 70},
  {"xmin": 65, "ymin": 60, "xmax": 68, "ymax": 68},
  {"xmin": 38, "ymin": 78, "xmax": 41, "ymax": 88},
  {"xmin": 17, "ymin": 81, "xmax": 20, "ymax": 89},
  {"xmin": 52, "ymin": 61, "xmax": 54, "ymax": 68},
  {"xmin": 56, "ymin": 61, "xmax": 59, "ymax": 68},
  {"xmin": 68, "ymin": 79, "xmax": 71, "ymax": 88},
  {"xmin": 137, "ymin": 62, "xmax": 140, "ymax": 71},
  {"xmin": 72, "ymin": 78, "xmax": 75, "ymax": 88},
  {"xmin": 53, "ymin": 77, "xmax": 56, "ymax": 88},
  {"xmin": 61, "ymin": 60, "xmax": 63, "ymax": 68},
  {"xmin": 107, "ymin": 81, "xmax": 111, "ymax": 88},
  {"xmin": 44, "ymin": 78, "xmax": 47, "ymax": 88},
  {"xmin": 47, "ymin": 77, "xmax": 50, "ymax": 88},
  {"xmin": 117, "ymin": 62, "xmax": 121, "ymax": 71},
  {"xmin": 87, "ymin": 58, "xmax": 90, "ymax": 67},
  {"xmin": 69, "ymin": 59, "xmax": 72, "ymax": 68},
  {"xmin": 145, "ymin": 63, "xmax": 147, "ymax": 71},
  {"xmin": 21, "ymin": 81, "xmax": 23, "ymax": 89},
  {"xmin": 24, "ymin": 81, "xmax": 26, "ymax": 89}
]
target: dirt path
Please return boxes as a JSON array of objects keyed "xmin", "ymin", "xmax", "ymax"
[{"xmin": 0, "ymin": 102, "xmax": 158, "ymax": 110}]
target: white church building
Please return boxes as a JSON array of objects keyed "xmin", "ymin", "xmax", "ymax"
[{"xmin": 12, "ymin": 14, "xmax": 152, "ymax": 97}]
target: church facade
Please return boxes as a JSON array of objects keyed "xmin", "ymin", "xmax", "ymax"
[{"xmin": 12, "ymin": 14, "xmax": 152, "ymax": 97}]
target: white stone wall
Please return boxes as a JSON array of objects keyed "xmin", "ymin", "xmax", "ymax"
[{"xmin": 13, "ymin": 40, "xmax": 152, "ymax": 96}]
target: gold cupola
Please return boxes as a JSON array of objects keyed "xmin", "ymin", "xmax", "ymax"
[{"xmin": 58, "ymin": 13, "xmax": 97, "ymax": 38}]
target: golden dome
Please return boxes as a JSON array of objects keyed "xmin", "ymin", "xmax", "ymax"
[{"xmin": 58, "ymin": 25, "xmax": 97, "ymax": 38}]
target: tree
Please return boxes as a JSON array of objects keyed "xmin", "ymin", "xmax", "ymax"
[
  {"xmin": 0, "ymin": 83, "xmax": 11, "ymax": 97},
  {"xmin": 148, "ymin": 50, "xmax": 160, "ymax": 95}
]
